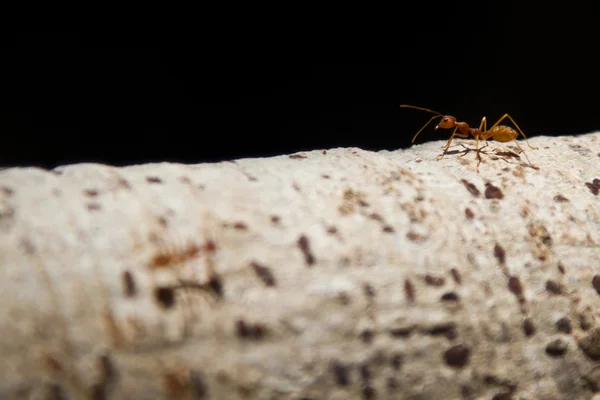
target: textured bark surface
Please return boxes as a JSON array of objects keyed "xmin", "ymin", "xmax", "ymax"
[{"xmin": 1, "ymin": 133, "xmax": 600, "ymax": 399}]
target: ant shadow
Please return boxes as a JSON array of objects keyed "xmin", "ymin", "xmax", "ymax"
[{"xmin": 443, "ymin": 142, "xmax": 532, "ymax": 169}]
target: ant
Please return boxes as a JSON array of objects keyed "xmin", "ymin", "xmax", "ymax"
[{"xmin": 400, "ymin": 104, "xmax": 539, "ymax": 171}]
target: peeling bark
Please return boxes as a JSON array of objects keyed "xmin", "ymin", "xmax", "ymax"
[{"xmin": 1, "ymin": 133, "xmax": 600, "ymax": 399}]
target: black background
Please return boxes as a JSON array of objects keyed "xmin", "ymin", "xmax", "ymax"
[{"xmin": 2, "ymin": 4, "xmax": 599, "ymax": 169}]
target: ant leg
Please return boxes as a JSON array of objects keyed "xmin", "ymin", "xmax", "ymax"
[
  {"xmin": 478, "ymin": 116, "xmax": 487, "ymax": 132},
  {"xmin": 506, "ymin": 139, "xmax": 539, "ymax": 169},
  {"xmin": 436, "ymin": 128, "xmax": 468, "ymax": 160},
  {"xmin": 489, "ymin": 114, "xmax": 538, "ymax": 150}
]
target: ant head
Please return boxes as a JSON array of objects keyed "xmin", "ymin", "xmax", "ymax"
[{"xmin": 435, "ymin": 115, "xmax": 456, "ymax": 130}]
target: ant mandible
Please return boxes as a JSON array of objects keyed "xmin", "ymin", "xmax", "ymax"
[{"xmin": 400, "ymin": 104, "xmax": 539, "ymax": 171}]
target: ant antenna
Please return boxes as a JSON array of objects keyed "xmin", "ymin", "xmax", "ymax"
[{"xmin": 400, "ymin": 104, "xmax": 443, "ymax": 143}]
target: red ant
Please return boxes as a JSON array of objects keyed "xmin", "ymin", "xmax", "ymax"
[{"xmin": 400, "ymin": 104, "xmax": 538, "ymax": 171}]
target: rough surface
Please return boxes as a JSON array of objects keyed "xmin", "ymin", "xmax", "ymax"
[{"xmin": 0, "ymin": 133, "xmax": 599, "ymax": 399}]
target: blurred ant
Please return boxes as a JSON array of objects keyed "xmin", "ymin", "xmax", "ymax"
[{"xmin": 400, "ymin": 105, "xmax": 538, "ymax": 171}]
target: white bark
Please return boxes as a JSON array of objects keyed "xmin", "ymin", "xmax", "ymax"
[{"xmin": 1, "ymin": 133, "xmax": 600, "ymax": 399}]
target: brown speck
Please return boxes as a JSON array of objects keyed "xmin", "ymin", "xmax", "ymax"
[
  {"xmin": 585, "ymin": 180, "xmax": 600, "ymax": 195},
  {"xmin": 460, "ymin": 179, "xmax": 480, "ymax": 197},
  {"xmin": 322, "ymin": 150, "xmax": 327, "ymax": 155},
  {"xmin": 404, "ymin": 278, "xmax": 415, "ymax": 303},
  {"xmin": 363, "ymin": 283, "xmax": 376, "ymax": 298},
  {"xmin": 207, "ymin": 276, "xmax": 223, "ymax": 297},
  {"xmin": 359, "ymin": 363, "xmax": 371, "ymax": 382},
  {"xmin": 297, "ymin": 234, "xmax": 316, "ymax": 266},
  {"xmin": 578, "ymin": 328, "xmax": 600, "ymax": 359},
  {"xmin": 415, "ymin": 159, "xmax": 422, "ymax": 163},
  {"xmin": 369, "ymin": 212, "xmax": 384, "ymax": 222},
  {"xmin": 554, "ymin": 194, "xmax": 569, "ymax": 202},
  {"xmin": 592, "ymin": 275, "xmax": 600, "ymax": 295},
  {"xmin": 155, "ymin": 287, "xmax": 176, "ymax": 309},
  {"xmin": 424, "ymin": 274, "xmax": 445, "ymax": 287},
  {"xmin": 443, "ymin": 344, "xmax": 470, "ymax": 368},
  {"xmin": 326, "ymin": 226, "xmax": 338, "ymax": 234},
  {"xmin": 485, "ymin": 182, "xmax": 504, "ymax": 199},
  {"xmin": 338, "ymin": 292, "xmax": 351, "ymax": 306},
  {"xmin": 389, "ymin": 326, "xmax": 415, "ymax": 338},
  {"xmin": 146, "ymin": 176, "xmax": 163, "ymax": 184},
  {"xmin": 492, "ymin": 393, "xmax": 513, "ymax": 400},
  {"xmin": 508, "ymin": 276, "xmax": 524, "ymax": 298},
  {"xmin": 545, "ymin": 338, "xmax": 568, "ymax": 357},
  {"xmin": 51, "ymin": 170, "xmax": 63, "ymax": 175},
  {"xmin": 179, "ymin": 176, "xmax": 192, "ymax": 184},
  {"xmin": 331, "ymin": 360, "xmax": 351, "ymax": 386},
  {"xmin": 423, "ymin": 322, "xmax": 457, "ymax": 339},
  {"xmin": 579, "ymin": 309, "xmax": 595, "ymax": 330},
  {"xmin": 87, "ymin": 203, "xmax": 102, "ymax": 211},
  {"xmin": 236, "ymin": 319, "xmax": 268, "ymax": 340},
  {"xmin": 464, "ymin": 208, "xmax": 475, "ymax": 219},
  {"xmin": 360, "ymin": 329, "xmax": 374, "ymax": 344},
  {"xmin": 270, "ymin": 215, "xmax": 280, "ymax": 224},
  {"xmin": 556, "ymin": 317, "xmax": 572, "ymax": 334},
  {"xmin": 118, "ymin": 178, "xmax": 132, "ymax": 189},
  {"xmin": 362, "ymin": 386, "xmax": 375, "ymax": 400},
  {"xmin": 545, "ymin": 279, "xmax": 564, "ymax": 295},
  {"xmin": 250, "ymin": 261, "xmax": 276, "ymax": 287},
  {"xmin": 406, "ymin": 231, "xmax": 426, "ymax": 242},
  {"xmin": 233, "ymin": 222, "xmax": 248, "ymax": 230},
  {"xmin": 390, "ymin": 353, "xmax": 403, "ymax": 370},
  {"xmin": 289, "ymin": 154, "xmax": 307, "ymax": 159},
  {"xmin": 387, "ymin": 377, "xmax": 399, "ymax": 392},
  {"xmin": 84, "ymin": 189, "xmax": 99, "ymax": 197},
  {"xmin": 523, "ymin": 318, "xmax": 536, "ymax": 336},
  {"xmin": 382, "ymin": 225, "xmax": 395, "ymax": 233},
  {"xmin": 189, "ymin": 369, "xmax": 208, "ymax": 398},
  {"xmin": 157, "ymin": 216, "xmax": 168, "ymax": 227},
  {"xmin": 450, "ymin": 268, "xmax": 462, "ymax": 284},
  {"xmin": 494, "ymin": 243, "xmax": 506, "ymax": 264},
  {"xmin": 558, "ymin": 263, "xmax": 566, "ymax": 274},
  {"xmin": 164, "ymin": 370, "xmax": 187, "ymax": 397},
  {"xmin": 441, "ymin": 292, "xmax": 459, "ymax": 302},
  {"xmin": 122, "ymin": 270, "xmax": 136, "ymax": 297},
  {"xmin": 321, "ymin": 174, "xmax": 331, "ymax": 179}
]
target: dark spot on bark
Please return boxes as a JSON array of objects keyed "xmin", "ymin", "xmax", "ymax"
[
  {"xmin": 464, "ymin": 208, "xmax": 475, "ymax": 219},
  {"xmin": 460, "ymin": 179, "xmax": 480, "ymax": 197},
  {"xmin": 390, "ymin": 353, "xmax": 403, "ymax": 370},
  {"xmin": 179, "ymin": 176, "xmax": 192, "ymax": 184},
  {"xmin": 338, "ymin": 292, "xmax": 351, "ymax": 305},
  {"xmin": 389, "ymin": 325, "xmax": 415, "ymax": 338},
  {"xmin": 556, "ymin": 317, "xmax": 572, "ymax": 334},
  {"xmin": 362, "ymin": 386, "xmax": 376, "ymax": 400},
  {"xmin": 326, "ymin": 226, "xmax": 338, "ymax": 234},
  {"xmin": 382, "ymin": 225, "xmax": 395, "ymax": 233},
  {"xmin": 404, "ymin": 278, "xmax": 415, "ymax": 303},
  {"xmin": 485, "ymin": 182, "xmax": 504, "ymax": 199},
  {"xmin": 443, "ymin": 344, "xmax": 470, "ymax": 368},
  {"xmin": 369, "ymin": 213, "xmax": 384, "ymax": 222},
  {"xmin": 546, "ymin": 338, "xmax": 568, "ymax": 357},
  {"xmin": 359, "ymin": 364, "xmax": 371, "ymax": 382},
  {"xmin": 51, "ymin": 170, "xmax": 63, "ymax": 175},
  {"xmin": 359, "ymin": 200, "xmax": 370, "ymax": 207},
  {"xmin": 360, "ymin": 329, "xmax": 374, "ymax": 344},
  {"xmin": 47, "ymin": 384, "xmax": 68, "ymax": 400},
  {"xmin": 424, "ymin": 322, "xmax": 457, "ymax": 339},
  {"xmin": 578, "ymin": 328, "xmax": 600, "ymax": 360},
  {"xmin": 146, "ymin": 176, "xmax": 163, "ymax": 184},
  {"xmin": 155, "ymin": 287, "xmax": 175, "ymax": 309},
  {"xmin": 321, "ymin": 174, "xmax": 330, "ymax": 179},
  {"xmin": 84, "ymin": 189, "xmax": 99, "ymax": 197},
  {"xmin": 322, "ymin": 150, "xmax": 327, "ymax": 155},
  {"xmin": 118, "ymin": 178, "xmax": 132, "ymax": 189},
  {"xmin": 553, "ymin": 194, "xmax": 569, "ymax": 202},
  {"xmin": 545, "ymin": 279, "xmax": 564, "ymax": 295},
  {"xmin": 122, "ymin": 270, "xmax": 136, "ymax": 297},
  {"xmin": 387, "ymin": 377, "xmax": 399, "ymax": 392},
  {"xmin": 289, "ymin": 154, "xmax": 307, "ymax": 159},
  {"xmin": 579, "ymin": 309, "xmax": 595, "ymax": 330},
  {"xmin": 157, "ymin": 216, "xmax": 168, "ymax": 227},
  {"xmin": 189, "ymin": 369, "xmax": 208, "ymax": 398},
  {"xmin": 461, "ymin": 385, "xmax": 473, "ymax": 399},
  {"xmin": 557, "ymin": 263, "xmax": 566, "ymax": 274},
  {"xmin": 236, "ymin": 319, "xmax": 268, "ymax": 340},
  {"xmin": 441, "ymin": 292, "xmax": 459, "ymax": 302},
  {"xmin": 406, "ymin": 231, "xmax": 426, "ymax": 242},
  {"xmin": 424, "ymin": 274, "xmax": 445, "ymax": 286},
  {"xmin": 363, "ymin": 283, "xmax": 376, "ymax": 298},
  {"xmin": 523, "ymin": 318, "xmax": 536, "ymax": 337},
  {"xmin": 450, "ymin": 268, "xmax": 462, "ymax": 284},
  {"xmin": 585, "ymin": 179, "xmax": 600, "ymax": 195},
  {"xmin": 331, "ymin": 360, "xmax": 351, "ymax": 386},
  {"xmin": 494, "ymin": 243, "xmax": 506, "ymax": 264},
  {"xmin": 233, "ymin": 222, "xmax": 248, "ymax": 230},
  {"xmin": 250, "ymin": 261, "xmax": 276, "ymax": 287},
  {"xmin": 87, "ymin": 203, "xmax": 102, "ymax": 211},
  {"xmin": 297, "ymin": 234, "xmax": 316, "ymax": 266},
  {"xmin": 208, "ymin": 276, "xmax": 223, "ymax": 297},
  {"xmin": 508, "ymin": 276, "xmax": 523, "ymax": 298},
  {"xmin": 491, "ymin": 393, "xmax": 513, "ymax": 400},
  {"xmin": 593, "ymin": 275, "xmax": 600, "ymax": 295},
  {"xmin": 270, "ymin": 215, "xmax": 280, "ymax": 224}
]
